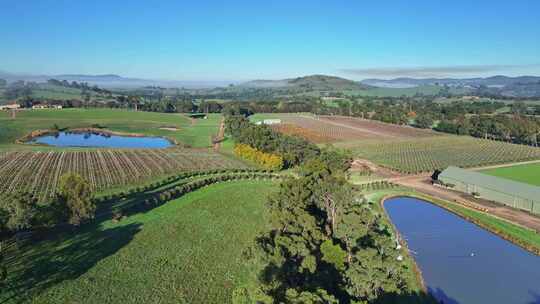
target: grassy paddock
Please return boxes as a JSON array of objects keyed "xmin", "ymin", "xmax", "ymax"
[
  {"xmin": 480, "ymin": 162, "xmax": 540, "ymax": 186},
  {"xmin": 2, "ymin": 180, "xmax": 277, "ymax": 303},
  {"xmin": 0, "ymin": 108, "xmax": 222, "ymax": 149}
]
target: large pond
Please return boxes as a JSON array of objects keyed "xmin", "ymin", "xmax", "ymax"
[
  {"xmin": 384, "ymin": 197, "xmax": 540, "ymax": 304},
  {"xmin": 30, "ymin": 131, "xmax": 173, "ymax": 149}
]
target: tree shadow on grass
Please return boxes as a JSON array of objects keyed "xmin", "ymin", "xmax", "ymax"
[{"xmin": 1, "ymin": 221, "xmax": 142, "ymax": 304}]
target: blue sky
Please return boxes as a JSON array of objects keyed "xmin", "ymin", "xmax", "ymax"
[{"xmin": 1, "ymin": 0, "xmax": 539, "ymax": 81}]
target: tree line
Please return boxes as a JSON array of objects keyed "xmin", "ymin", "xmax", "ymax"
[{"xmin": 232, "ymin": 150, "xmax": 426, "ymax": 303}]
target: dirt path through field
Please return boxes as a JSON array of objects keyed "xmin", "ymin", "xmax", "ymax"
[
  {"xmin": 392, "ymin": 175, "xmax": 540, "ymax": 232},
  {"xmin": 356, "ymin": 158, "xmax": 540, "ymax": 232},
  {"xmin": 213, "ymin": 117, "xmax": 225, "ymax": 151}
]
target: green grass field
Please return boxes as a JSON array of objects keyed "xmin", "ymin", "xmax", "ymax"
[
  {"xmin": 0, "ymin": 108, "xmax": 222, "ymax": 149},
  {"xmin": 480, "ymin": 162, "xmax": 540, "ymax": 186},
  {"xmin": 1, "ymin": 180, "xmax": 276, "ymax": 304}
]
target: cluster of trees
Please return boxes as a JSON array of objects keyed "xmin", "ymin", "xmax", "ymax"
[
  {"xmin": 233, "ymin": 156, "xmax": 409, "ymax": 303},
  {"xmin": 2, "ymin": 80, "xmax": 34, "ymax": 100},
  {"xmin": 0, "ymin": 173, "xmax": 95, "ymax": 236},
  {"xmin": 234, "ymin": 144, "xmax": 284, "ymax": 171},
  {"xmin": 0, "ymin": 173, "xmax": 95, "ymax": 283},
  {"xmin": 435, "ymin": 115, "xmax": 540, "ymax": 145},
  {"xmin": 47, "ymin": 79, "xmax": 110, "ymax": 94},
  {"xmin": 225, "ymin": 115, "xmax": 321, "ymax": 168}
]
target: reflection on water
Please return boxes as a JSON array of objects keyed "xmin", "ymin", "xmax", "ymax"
[
  {"xmin": 31, "ymin": 132, "xmax": 172, "ymax": 148},
  {"xmin": 385, "ymin": 197, "xmax": 540, "ymax": 304}
]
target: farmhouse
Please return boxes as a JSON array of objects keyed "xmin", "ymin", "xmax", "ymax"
[{"xmin": 438, "ymin": 166, "xmax": 540, "ymax": 215}]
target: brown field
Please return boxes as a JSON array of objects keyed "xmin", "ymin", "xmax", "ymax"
[
  {"xmin": 271, "ymin": 123, "xmax": 335, "ymax": 143},
  {"xmin": 319, "ymin": 115, "xmax": 438, "ymax": 138},
  {"xmin": 274, "ymin": 115, "xmax": 436, "ymax": 142}
]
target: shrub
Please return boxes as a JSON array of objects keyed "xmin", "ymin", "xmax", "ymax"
[
  {"xmin": 56, "ymin": 173, "xmax": 96, "ymax": 226},
  {"xmin": 234, "ymin": 144, "xmax": 284, "ymax": 171}
]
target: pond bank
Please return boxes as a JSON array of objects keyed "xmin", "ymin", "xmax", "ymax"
[
  {"xmin": 383, "ymin": 196, "xmax": 540, "ymax": 304},
  {"xmin": 383, "ymin": 192, "xmax": 540, "ymax": 256},
  {"xmin": 17, "ymin": 127, "xmax": 181, "ymax": 147}
]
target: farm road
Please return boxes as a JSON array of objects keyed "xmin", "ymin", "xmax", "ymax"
[{"xmin": 356, "ymin": 158, "xmax": 540, "ymax": 232}]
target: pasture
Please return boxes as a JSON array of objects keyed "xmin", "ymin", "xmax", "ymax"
[
  {"xmin": 480, "ymin": 162, "xmax": 540, "ymax": 186},
  {"xmin": 0, "ymin": 108, "xmax": 222, "ymax": 149},
  {"xmin": 1, "ymin": 180, "xmax": 277, "ymax": 303}
]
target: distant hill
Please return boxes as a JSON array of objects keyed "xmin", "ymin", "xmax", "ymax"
[
  {"xmin": 240, "ymin": 74, "xmax": 371, "ymax": 91},
  {"xmin": 361, "ymin": 75, "xmax": 540, "ymax": 97},
  {"xmin": 361, "ymin": 75, "xmax": 540, "ymax": 88},
  {"xmin": 0, "ymin": 71, "xmax": 233, "ymax": 89}
]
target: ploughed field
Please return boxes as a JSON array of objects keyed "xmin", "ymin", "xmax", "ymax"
[
  {"xmin": 262, "ymin": 114, "xmax": 540, "ymax": 174},
  {"xmin": 269, "ymin": 115, "xmax": 436, "ymax": 143},
  {"xmin": 0, "ymin": 148, "xmax": 246, "ymax": 202}
]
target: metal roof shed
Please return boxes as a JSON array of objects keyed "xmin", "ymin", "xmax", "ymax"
[{"xmin": 438, "ymin": 166, "xmax": 540, "ymax": 215}]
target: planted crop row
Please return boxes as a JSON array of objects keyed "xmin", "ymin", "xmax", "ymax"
[
  {"xmin": 352, "ymin": 136, "xmax": 540, "ymax": 174},
  {"xmin": 0, "ymin": 148, "xmax": 247, "ymax": 202},
  {"xmin": 95, "ymin": 170, "xmax": 282, "ymax": 218}
]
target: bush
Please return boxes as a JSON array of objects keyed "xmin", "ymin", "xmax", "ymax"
[
  {"xmin": 56, "ymin": 173, "xmax": 96, "ymax": 226},
  {"xmin": 0, "ymin": 192, "xmax": 38, "ymax": 233},
  {"xmin": 234, "ymin": 144, "xmax": 284, "ymax": 171}
]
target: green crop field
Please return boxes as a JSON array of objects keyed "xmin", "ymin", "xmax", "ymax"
[
  {"xmin": 0, "ymin": 108, "xmax": 222, "ymax": 149},
  {"xmin": 337, "ymin": 136, "xmax": 540, "ymax": 174},
  {"xmin": 480, "ymin": 162, "xmax": 540, "ymax": 186},
  {"xmin": 1, "ymin": 180, "xmax": 277, "ymax": 304}
]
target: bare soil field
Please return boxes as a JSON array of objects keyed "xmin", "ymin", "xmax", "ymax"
[
  {"xmin": 270, "ymin": 123, "xmax": 335, "ymax": 143},
  {"xmin": 319, "ymin": 115, "xmax": 438, "ymax": 138},
  {"xmin": 273, "ymin": 115, "xmax": 437, "ymax": 142}
]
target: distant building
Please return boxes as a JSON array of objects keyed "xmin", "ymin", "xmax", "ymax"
[
  {"xmin": 255, "ymin": 119, "xmax": 281, "ymax": 125},
  {"xmin": 0, "ymin": 104, "xmax": 20, "ymax": 110},
  {"xmin": 438, "ymin": 166, "xmax": 540, "ymax": 215}
]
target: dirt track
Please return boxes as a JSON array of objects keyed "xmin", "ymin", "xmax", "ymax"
[
  {"xmin": 392, "ymin": 175, "xmax": 540, "ymax": 232},
  {"xmin": 357, "ymin": 158, "xmax": 540, "ymax": 232}
]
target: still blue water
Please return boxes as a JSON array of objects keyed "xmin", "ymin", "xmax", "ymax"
[
  {"xmin": 384, "ymin": 197, "xmax": 540, "ymax": 304},
  {"xmin": 31, "ymin": 132, "xmax": 172, "ymax": 148}
]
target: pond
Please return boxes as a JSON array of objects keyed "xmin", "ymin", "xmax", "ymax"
[
  {"xmin": 384, "ymin": 197, "xmax": 540, "ymax": 304},
  {"xmin": 30, "ymin": 131, "xmax": 173, "ymax": 149}
]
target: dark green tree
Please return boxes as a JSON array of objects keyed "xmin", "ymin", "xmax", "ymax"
[
  {"xmin": 0, "ymin": 192, "xmax": 37, "ymax": 232},
  {"xmin": 56, "ymin": 173, "xmax": 95, "ymax": 226}
]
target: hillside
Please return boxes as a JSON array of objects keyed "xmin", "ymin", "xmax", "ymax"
[
  {"xmin": 361, "ymin": 75, "xmax": 540, "ymax": 88},
  {"xmin": 240, "ymin": 74, "xmax": 371, "ymax": 91}
]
